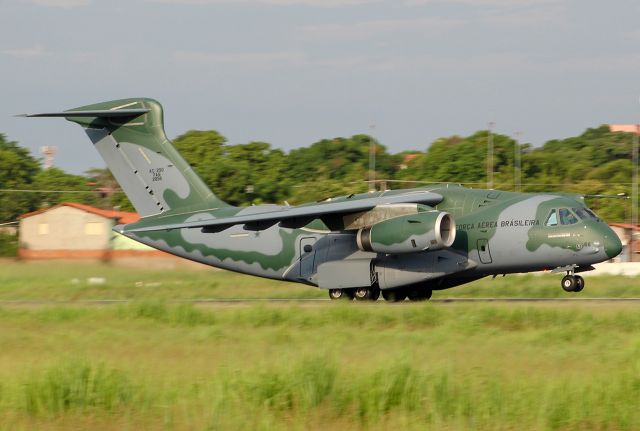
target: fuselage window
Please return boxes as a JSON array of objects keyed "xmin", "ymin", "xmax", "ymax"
[
  {"xmin": 545, "ymin": 209, "xmax": 558, "ymax": 226},
  {"xmin": 559, "ymin": 208, "xmax": 578, "ymax": 225}
]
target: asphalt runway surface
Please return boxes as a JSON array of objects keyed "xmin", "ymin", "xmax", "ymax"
[{"xmin": 1, "ymin": 298, "xmax": 640, "ymax": 305}]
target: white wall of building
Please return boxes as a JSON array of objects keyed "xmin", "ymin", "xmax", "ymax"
[{"xmin": 20, "ymin": 206, "xmax": 113, "ymax": 251}]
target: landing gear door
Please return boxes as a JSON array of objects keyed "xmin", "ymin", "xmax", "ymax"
[
  {"xmin": 477, "ymin": 239, "xmax": 492, "ymax": 264},
  {"xmin": 299, "ymin": 237, "xmax": 316, "ymax": 277}
]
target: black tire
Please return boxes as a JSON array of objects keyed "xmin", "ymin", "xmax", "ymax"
[
  {"xmin": 370, "ymin": 287, "xmax": 381, "ymax": 301},
  {"xmin": 574, "ymin": 275, "xmax": 585, "ymax": 292},
  {"xmin": 407, "ymin": 288, "xmax": 432, "ymax": 302},
  {"xmin": 354, "ymin": 287, "xmax": 372, "ymax": 301},
  {"xmin": 561, "ymin": 275, "xmax": 577, "ymax": 292},
  {"xmin": 329, "ymin": 289, "xmax": 349, "ymax": 300},
  {"xmin": 381, "ymin": 289, "xmax": 407, "ymax": 302}
]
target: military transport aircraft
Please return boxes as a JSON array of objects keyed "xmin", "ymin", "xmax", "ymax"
[{"xmin": 24, "ymin": 98, "xmax": 623, "ymax": 301}]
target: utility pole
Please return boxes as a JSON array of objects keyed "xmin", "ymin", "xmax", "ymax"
[
  {"xmin": 487, "ymin": 121, "xmax": 495, "ymax": 189},
  {"xmin": 632, "ymin": 125, "xmax": 639, "ymax": 261},
  {"xmin": 514, "ymin": 132, "xmax": 522, "ymax": 192},
  {"xmin": 369, "ymin": 124, "xmax": 376, "ymax": 193}
]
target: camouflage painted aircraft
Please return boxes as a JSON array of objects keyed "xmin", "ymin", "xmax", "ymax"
[{"xmin": 24, "ymin": 98, "xmax": 623, "ymax": 301}]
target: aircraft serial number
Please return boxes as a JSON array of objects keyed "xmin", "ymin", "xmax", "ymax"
[{"xmin": 149, "ymin": 168, "xmax": 164, "ymax": 182}]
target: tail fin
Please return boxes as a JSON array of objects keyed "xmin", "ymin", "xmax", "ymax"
[{"xmin": 26, "ymin": 98, "xmax": 230, "ymax": 216}]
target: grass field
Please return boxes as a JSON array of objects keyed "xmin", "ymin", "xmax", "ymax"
[
  {"xmin": 0, "ymin": 261, "xmax": 639, "ymax": 430},
  {"xmin": 0, "ymin": 260, "xmax": 639, "ymax": 301}
]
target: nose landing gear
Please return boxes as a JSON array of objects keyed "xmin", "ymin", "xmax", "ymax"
[{"xmin": 561, "ymin": 273, "xmax": 585, "ymax": 293}]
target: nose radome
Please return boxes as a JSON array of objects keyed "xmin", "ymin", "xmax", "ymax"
[{"xmin": 604, "ymin": 230, "xmax": 623, "ymax": 259}]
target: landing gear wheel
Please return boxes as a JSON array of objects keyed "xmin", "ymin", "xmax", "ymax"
[
  {"xmin": 561, "ymin": 275, "xmax": 577, "ymax": 292},
  {"xmin": 353, "ymin": 287, "xmax": 379, "ymax": 301},
  {"xmin": 370, "ymin": 287, "xmax": 380, "ymax": 301},
  {"xmin": 329, "ymin": 289, "xmax": 351, "ymax": 300},
  {"xmin": 354, "ymin": 287, "xmax": 372, "ymax": 301},
  {"xmin": 407, "ymin": 288, "xmax": 433, "ymax": 302},
  {"xmin": 574, "ymin": 275, "xmax": 585, "ymax": 292},
  {"xmin": 382, "ymin": 289, "xmax": 407, "ymax": 302}
]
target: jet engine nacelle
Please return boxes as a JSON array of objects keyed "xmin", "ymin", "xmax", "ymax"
[{"xmin": 356, "ymin": 211, "xmax": 456, "ymax": 254}]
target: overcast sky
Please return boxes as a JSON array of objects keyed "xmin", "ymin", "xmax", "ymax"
[{"xmin": 1, "ymin": 0, "xmax": 639, "ymax": 174}]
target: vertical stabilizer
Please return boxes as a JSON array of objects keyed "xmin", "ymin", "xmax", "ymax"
[{"xmin": 28, "ymin": 98, "xmax": 230, "ymax": 216}]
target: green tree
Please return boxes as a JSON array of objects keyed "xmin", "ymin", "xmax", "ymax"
[
  {"xmin": 0, "ymin": 134, "xmax": 40, "ymax": 222},
  {"xmin": 31, "ymin": 167, "xmax": 97, "ymax": 208},
  {"xmin": 396, "ymin": 131, "xmax": 518, "ymax": 187},
  {"xmin": 173, "ymin": 131, "xmax": 291, "ymax": 205},
  {"xmin": 172, "ymin": 130, "xmax": 227, "ymax": 188},
  {"xmin": 85, "ymin": 168, "xmax": 134, "ymax": 211},
  {"xmin": 215, "ymin": 141, "xmax": 291, "ymax": 205},
  {"xmin": 287, "ymin": 135, "xmax": 396, "ymax": 182}
]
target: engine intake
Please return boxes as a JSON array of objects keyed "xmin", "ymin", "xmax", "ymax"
[{"xmin": 356, "ymin": 211, "xmax": 456, "ymax": 254}]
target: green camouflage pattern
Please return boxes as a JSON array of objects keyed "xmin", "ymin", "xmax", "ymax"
[
  {"xmin": 121, "ymin": 185, "xmax": 621, "ymax": 287},
  {"xmin": 363, "ymin": 210, "xmax": 452, "ymax": 253},
  {"xmin": 31, "ymin": 98, "xmax": 623, "ymax": 292},
  {"xmin": 68, "ymin": 98, "xmax": 229, "ymax": 216}
]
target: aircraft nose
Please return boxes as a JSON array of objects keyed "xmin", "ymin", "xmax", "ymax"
[{"xmin": 603, "ymin": 228, "xmax": 623, "ymax": 259}]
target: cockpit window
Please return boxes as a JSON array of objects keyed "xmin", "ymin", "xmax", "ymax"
[
  {"xmin": 573, "ymin": 207, "xmax": 588, "ymax": 220},
  {"xmin": 573, "ymin": 207, "xmax": 599, "ymax": 221},
  {"xmin": 559, "ymin": 208, "xmax": 578, "ymax": 225},
  {"xmin": 545, "ymin": 209, "xmax": 558, "ymax": 226},
  {"xmin": 585, "ymin": 208, "xmax": 600, "ymax": 220}
]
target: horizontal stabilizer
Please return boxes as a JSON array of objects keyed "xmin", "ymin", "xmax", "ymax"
[{"xmin": 18, "ymin": 109, "xmax": 150, "ymax": 118}]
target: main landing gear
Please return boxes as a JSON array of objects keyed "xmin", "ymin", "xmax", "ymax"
[
  {"xmin": 328, "ymin": 287, "xmax": 380, "ymax": 301},
  {"xmin": 328, "ymin": 288, "xmax": 355, "ymax": 300},
  {"xmin": 561, "ymin": 273, "xmax": 585, "ymax": 293},
  {"xmin": 328, "ymin": 287, "xmax": 432, "ymax": 302}
]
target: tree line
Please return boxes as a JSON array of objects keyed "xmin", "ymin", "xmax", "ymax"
[{"xmin": 0, "ymin": 124, "xmax": 637, "ymax": 224}]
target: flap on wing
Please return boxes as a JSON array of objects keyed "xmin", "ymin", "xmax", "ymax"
[{"xmin": 124, "ymin": 190, "xmax": 444, "ymax": 233}]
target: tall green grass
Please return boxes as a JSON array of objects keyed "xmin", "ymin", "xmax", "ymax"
[
  {"xmin": 21, "ymin": 359, "xmax": 133, "ymax": 416},
  {"xmin": 4, "ymin": 354, "xmax": 640, "ymax": 430},
  {"xmin": 1, "ymin": 299, "xmax": 640, "ymax": 429}
]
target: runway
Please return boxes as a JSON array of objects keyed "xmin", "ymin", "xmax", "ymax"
[{"xmin": 1, "ymin": 297, "xmax": 640, "ymax": 305}]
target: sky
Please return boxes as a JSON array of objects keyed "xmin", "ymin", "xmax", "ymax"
[{"xmin": 1, "ymin": 0, "xmax": 640, "ymax": 174}]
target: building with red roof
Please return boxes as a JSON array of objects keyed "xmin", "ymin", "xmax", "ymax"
[
  {"xmin": 18, "ymin": 202, "xmax": 162, "ymax": 260},
  {"xmin": 609, "ymin": 222, "xmax": 640, "ymax": 262}
]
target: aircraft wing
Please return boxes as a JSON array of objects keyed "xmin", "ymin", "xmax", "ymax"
[{"xmin": 123, "ymin": 190, "xmax": 443, "ymax": 233}]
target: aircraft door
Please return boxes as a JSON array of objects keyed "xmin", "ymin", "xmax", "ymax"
[
  {"xmin": 299, "ymin": 237, "xmax": 317, "ymax": 277},
  {"xmin": 477, "ymin": 239, "xmax": 493, "ymax": 264}
]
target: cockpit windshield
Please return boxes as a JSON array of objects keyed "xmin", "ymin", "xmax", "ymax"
[
  {"xmin": 545, "ymin": 208, "xmax": 581, "ymax": 226},
  {"xmin": 573, "ymin": 207, "xmax": 599, "ymax": 221},
  {"xmin": 559, "ymin": 208, "xmax": 578, "ymax": 225}
]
